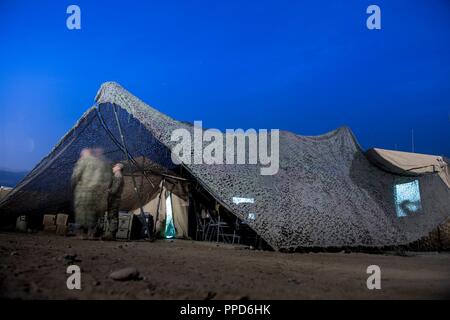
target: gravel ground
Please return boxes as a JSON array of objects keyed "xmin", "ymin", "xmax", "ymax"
[{"xmin": 0, "ymin": 232, "xmax": 449, "ymax": 300}]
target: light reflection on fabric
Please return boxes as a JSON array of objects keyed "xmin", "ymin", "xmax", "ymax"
[{"xmin": 394, "ymin": 180, "xmax": 422, "ymax": 217}]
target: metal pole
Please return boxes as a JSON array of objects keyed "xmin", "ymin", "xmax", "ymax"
[
  {"xmin": 154, "ymin": 179, "xmax": 165, "ymax": 235},
  {"xmin": 112, "ymin": 104, "xmax": 151, "ymax": 240}
]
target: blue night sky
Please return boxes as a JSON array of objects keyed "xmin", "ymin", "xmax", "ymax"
[{"xmin": 0, "ymin": 0, "xmax": 449, "ymax": 171}]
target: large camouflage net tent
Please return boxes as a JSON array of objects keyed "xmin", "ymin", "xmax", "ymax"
[{"xmin": 0, "ymin": 82, "xmax": 449, "ymax": 250}]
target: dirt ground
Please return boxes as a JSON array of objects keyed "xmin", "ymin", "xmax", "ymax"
[{"xmin": 0, "ymin": 232, "xmax": 449, "ymax": 300}]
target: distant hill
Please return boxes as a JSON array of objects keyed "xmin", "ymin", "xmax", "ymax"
[{"xmin": 0, "ymin": 170, "xmax": 28, "ymax": 188}]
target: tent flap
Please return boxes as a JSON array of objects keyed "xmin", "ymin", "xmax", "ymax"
[{"xmin": 366, "ymin": 148, "xmax": 450, "ymax": 188}]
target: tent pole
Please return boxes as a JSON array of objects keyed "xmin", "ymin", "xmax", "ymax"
[
  {"xmin": 95, "ymin": 106, "xmax": 155, "ymax": 188},
  {"xmin": 111, "ymin": 104, "xmax": 152, "ymax": 240},
  {"xmin": 154, "ymin": 179, "xmax": 165, "ymax": 236},
  {"xmin": 216, "ymin": 202, "xmax": 220, "ymax": 243}
]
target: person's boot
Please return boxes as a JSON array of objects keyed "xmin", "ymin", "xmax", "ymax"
[{"xmin": 102, "ymin": 218, "xmax": 117, "ymax": 241}]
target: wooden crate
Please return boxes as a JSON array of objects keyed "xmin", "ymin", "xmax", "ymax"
[
  {"xmin": 56, "ymin": 224, "xmax": 67, "ymax": 236},
  {"xmin": 56, "ymin": 213, "xmax": 69, "ymax": 226},
  {"xmin": 43, "ymin": 214, "xmax": 56, "ymax": 232}
]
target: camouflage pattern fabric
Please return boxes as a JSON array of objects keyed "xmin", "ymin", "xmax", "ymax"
[{"xmin": 71, "ymin": 155, "xmax": 112, "ymax": 233}]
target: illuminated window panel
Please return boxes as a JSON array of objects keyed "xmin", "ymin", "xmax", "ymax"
[
  {"xmin": 394, "ymin": 180, "xmax": 422, "ymax": 217},
  {"xmin": 165, "ymin": 192, "xmax": 176, "ymax": 239}
]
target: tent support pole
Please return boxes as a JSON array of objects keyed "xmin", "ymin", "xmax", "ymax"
[
  {"xmin": 95, "ymin": 106, "xmax": 155, "ymax": 189},
  {"xmin": 111, "ymin": 104, "xmax": 152, "ymax": 240},
  {"xmin": 154, "ymin": 179, "xmax": 165, "ymax": 235}
]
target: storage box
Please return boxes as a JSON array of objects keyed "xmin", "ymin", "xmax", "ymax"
[
  {"xmin": 116, "ymin": 228, "xmax": 130, "ymax": 240},
  {"xmin": 56, "ymin": 213, "xmax": 69, "ymax": 226},
  {"xmin": 16, "ymin": 215, "xmax": 27, "ymax": 232},
  {"xmin": 118, "ymin": 213, "xmax": 132, "ymax": 228},
  {"xmin": 56, "ymin": 224, "xmax": 67, "ymax": 236},
  {"xmin": 43, "ymin": 214, "xmax": 56, "ymax": 232},
  {"xmin": 43, "ymin": 214, "xmax": 56, "ymax": 225},
  {"xmin": 117, "ymin": 212, "xmax": 134, "ymax": 240},
  {"xmin": 44, "ymin": 225, "xmax": 57, "ymax": 232}
]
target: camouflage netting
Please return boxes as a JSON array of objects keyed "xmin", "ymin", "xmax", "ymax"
[{"xmin": 1, "ymin": 82, "xmax": 449, "ymax": 250}]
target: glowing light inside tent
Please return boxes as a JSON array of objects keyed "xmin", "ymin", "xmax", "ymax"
[
  {"xmin": 165, "ymin": 192, "xmax": 176, "ymax": 239},
  {"xmin": 232, "ymin": 197, "xmax": 254, "ymax": 204},
  {"xmin": 394, "ymin": 180, "xmax": 422, "ymax": 217}
]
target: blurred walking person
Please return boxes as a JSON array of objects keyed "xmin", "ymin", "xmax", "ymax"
[
  {"xmin": 103, "ymin": 163, "xmax": 125, "ymax": 240},
  {"xmin": 71, "ymin": 148, "xmax": 112, "ymax": 239}
]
